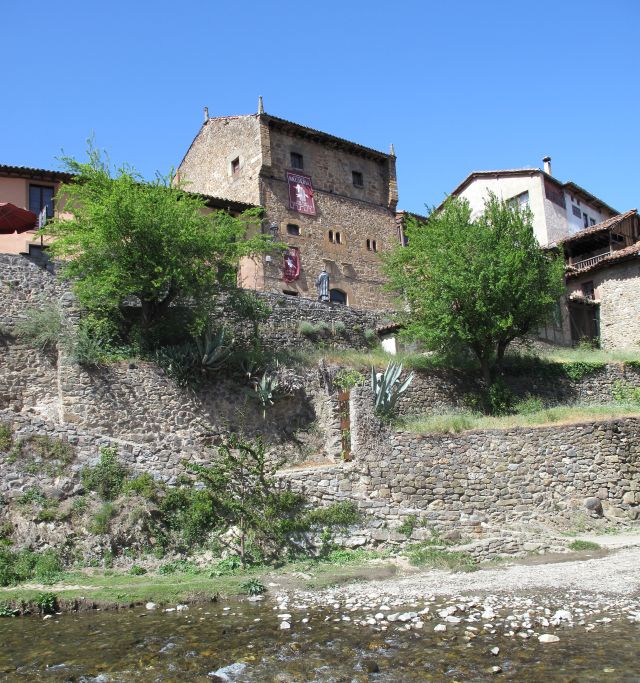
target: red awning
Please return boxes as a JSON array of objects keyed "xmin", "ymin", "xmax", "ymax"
[{"xmin": 0, "ymin": 203, "xmax": 38, "ymax": 234}]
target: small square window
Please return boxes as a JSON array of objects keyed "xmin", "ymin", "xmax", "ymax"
[
  {"xmin": 290, "ymin": 152, "xmax": 304, "ymax": 170},
  {"xmin": 352, "ymin": 171, "xmax": 364, "ymax": 187},
  {"xmin": 231, "ymin": 157, "xmax": 240, "ymax": 174},
  {"xmin": 287, "ymin": 223, "xmax": 300, "ymax": 236}
]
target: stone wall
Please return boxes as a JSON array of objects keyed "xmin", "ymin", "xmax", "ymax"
[
  {"xmin": 280, "ymin": 389, "xmax": 640, "ymax": 538},
  {"xmin": 598, "ymin": 260, "xmax": 640, "ymax": 350},
  {"xmin": 395, "ymin": 363, "xmax": 640, "ymax": 416}
]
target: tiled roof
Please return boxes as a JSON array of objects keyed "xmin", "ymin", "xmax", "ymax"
[
  {"xmin": 566, "ymin": 238, "xmax": 640, "ymax": 278},
  {"xmin": 446, "ymin": 168, "xmax": 618, "ymax": 215},
  {"xmin": 0, "ymin": 164, "xmax": 74, "ymax": 182},
  {"xmin": 260, "ymin": 113, "xmax": 391, "ymax": 160},
  {"xmin": 558, "ymin": 209, "xmax": 638, "ymax": 245}
]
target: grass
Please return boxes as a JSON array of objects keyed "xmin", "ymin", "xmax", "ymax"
[
  {"xmin": 532, "ymin": 346, "xmax": 640, "ymax": 365},
  {"xmin": 0, "ymin": 549, "xmax": 391, "ymax": 610},
  {"xmin": 399, "ymin": 403, "xmax": 640, "ymax": 434},
  {"xmin": 567, "ymin": 540, "xmax": 601, "ymax": 551},
  {"xmin": 405, "ymin": 543, "xmax": 477, "ymax": 571}
]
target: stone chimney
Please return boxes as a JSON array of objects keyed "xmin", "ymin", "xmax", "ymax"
[
  {"xmin": 543, "ymin": 156, "xmax": 552, "ymax": 176},
  {"xmin": 203, "ymin": 106, "xmax": 209, "ymax": 123},
  {"xmin": 258, "ymin": 96, "xmax": 264, "ymax": 114}
]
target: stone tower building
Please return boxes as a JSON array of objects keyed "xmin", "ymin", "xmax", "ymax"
[{"xmin": 177, "ymin": 102, "xmax": 400, "ymax": 310}]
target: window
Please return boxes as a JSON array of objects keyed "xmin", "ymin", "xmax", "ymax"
[
  {"xmin": 590, "ymin": 218, "xmax": 596, "ymax": 226},
  {"xmin": 290, "ymin": 152, "xmax": 304, "ymax": 170},
  {"xmin": 507, "ymin": 191, "xmax": 529, "ymax": 210},
  {"xmin": 366, "ymin": 239, "xmax": 377, "ymax": 252},
  {"xmin": 231, "ymin": 157, "xmax": 240, "ymax": 175},
  {"xmin": 329, "ymin": 230, "xmax": 342, "ymax": 244},
  {"xmin": 330, "ymin": 289, "xmax": 347, "ymax": 305},
  {"xmin": 335, "ymin": 231, "xmax": 341, "ymax": 244},
  {"xmin": 328, "ymin": 230, "xmax": 333, "ymax": 242},
  {"xmin": 29, "ymin": 185, "xmax": 54, "ymax": 219},
  {"xmin": 583, "ymin": 213, "xmax": 589, "ymax": 228},
  {"xmin": 352, "ymin": 171, "xmax": 364, "ymax": 187},
  {"xmin": 572, "ymin": 205, "xmax": 582, "ymax": 218},
  {"xmin": 283, "ymin": 290, "xmax": 298, "ymax": 296},
  {"xmin": 286, "ymin": 223, "xmax": 300, "ymax": 236},
  {"xmin": 582, "ymin": 281, "xmax": 595, "ymax": 299}
]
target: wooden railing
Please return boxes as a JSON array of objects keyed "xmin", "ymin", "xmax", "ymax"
[{"xmin": 571, "ymin": 252, "xmax": 610, "ymax": 271}]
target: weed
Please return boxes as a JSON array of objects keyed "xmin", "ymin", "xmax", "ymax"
[
  {"xmin": 397, "ymin": 514, "xmax": 418, "ymax": 537},
  {"xmin": 34, "ymin": 592, "xmax": 58, "ymax": 614},
  {"xmin": 568, "ymin": 540, "xmax": 601, "ymax": 551},
  {"xmin": 158, "ymin": 560, "xmax": 200, "ymax": 575},
  {"xmin": 14, "ymin": 306, "xmax": 62, "ymax": 353},
  {"xmin": 298, "ymin": 321, "xmax": 318, "ymax": 338},
  {"xmin": 210, "ymin": 556, "xmax": 242, "ymax": 576},
  {"xmin": 81, "ymin": 447, "xmax": 128, "ymax": 501},
  {"xmin": 514, "ymin": 395, "xmax": 544, "ymax": 415},
  {"xmin": 304, "ymin": 502, "xmax": 361, "ymax": 528},
  {"xmin": 34, "ymin": 550, "xmax": 63, "ymax": 584},
  {"xmin": 241, "ymin": 578, "xmax": 266, "ymax": 596},
  {"xmin": 0, "ymin": 602, "xmax": 17, "ymax": 617},
  {"xmin": 0, "ymin": 423, "xmax": 12, "ymax": 452},
  {"xmin": 89, "ymin": 503, "xmax": 115, "ymax": 535},
  {"xmin": 128, "ymin": 564, "xmax": 147, "ymax": 576},
  {"xmin": 123, "ymin": 473, "xmax": 158, "ymax": 499},
  {"xmin": 333, "ymin": 369, "xmax": 365, "ymax": 392},
  {"xmin": 406, "ymin": 544, "xmax": 477, "ymax": 571},
  {"xmin": 18, "ymin": 487, "xmax": 47, "ymax": 507},
  {"xmin": 71, "ymin": 496, "xmax": 88, "ymax": 516}
]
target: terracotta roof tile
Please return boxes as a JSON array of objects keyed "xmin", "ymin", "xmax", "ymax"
[{"xmin": 558, "ymin": 209, "xmax": 637, "ymax": 245}]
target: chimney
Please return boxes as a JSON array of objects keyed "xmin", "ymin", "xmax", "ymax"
[
  {"xmin": 203, "ymin": 106, "xmax": 209, "ymax": 123},
  {"xmin": 258, "ymin": 95, "xmax": 264, "ymax": 114},
  {"xmin": 543, "ymin": 156, "xmax": 552, "ymax": 176}
]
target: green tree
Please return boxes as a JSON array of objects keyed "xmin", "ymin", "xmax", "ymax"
[
  {"xmin": 383, "ymin": 194, "xmax": 564, "ymax": 390},
  {"xmin": 188, "ymin": 436, "xmax": 306, "ymax": 566},
  {"xmin": 42, "ymin": 145, "xmax": 275, "ymax": 336}
]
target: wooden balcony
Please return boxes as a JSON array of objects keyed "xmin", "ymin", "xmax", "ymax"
[{"xmin": 570, "ymin": 251, "xmax": 611, "ymax": 271}]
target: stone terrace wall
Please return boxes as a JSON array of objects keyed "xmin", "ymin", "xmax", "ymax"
[
  {"xmin": 219, "ymin": 290, "xmax": 390, "ymax": 351},
  {"xmin": 395, "ymin": 363, "xmax": 640, "ymax": 416},
  {"xmin": 280, "ymin": 389, "xmax": 640, "ymax": 536}
]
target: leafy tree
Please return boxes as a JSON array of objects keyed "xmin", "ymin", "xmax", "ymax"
[
  {"xmin": 383, "ymin": 194, "xmax": 564, "ymax": 392},
  {"xmin": 188, "ymin": 436, "xmax": 306, "ymax": 566},
  {"xmin": 42, "ymin": 145, "xmax": 275, "ymax": 337}
]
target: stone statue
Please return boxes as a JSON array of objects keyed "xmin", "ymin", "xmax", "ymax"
[{"xmin": 316, "ymin": 267, "xmax": 330, "ymax": 303}]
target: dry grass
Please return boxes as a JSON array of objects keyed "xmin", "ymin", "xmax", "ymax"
[{"xmin": 399, "ymin": 403, "xmax": 640, "ymax": 435}]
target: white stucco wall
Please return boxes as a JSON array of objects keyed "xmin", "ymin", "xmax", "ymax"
[{"xmin": 457, "ymin": 173, "xmax": 550, "ymax": 244}]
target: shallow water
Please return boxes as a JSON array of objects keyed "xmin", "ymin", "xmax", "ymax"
[{"xmin": 1, "ymin": 600, "xmax": 639, "ymax": 682}]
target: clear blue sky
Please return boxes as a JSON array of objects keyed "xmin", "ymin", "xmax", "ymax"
[{"xmin": 4, "ymin": 0, "xmax": 639, "ymax": 214}]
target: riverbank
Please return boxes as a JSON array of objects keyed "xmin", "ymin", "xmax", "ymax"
[{"xmin": 2, "ymin": 534, "xmax": 640, "ymax": 617}]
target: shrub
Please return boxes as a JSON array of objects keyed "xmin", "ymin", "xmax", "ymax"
[
  {"xmin": 397, "ymin": 514, "xmax": 418, "ymax": 537},
  {"xmin": 14, "ymin": 306, "xmax": 62, "ymax": 352},
  {"xmin": 71, "ymin": 496, "xmax": 88, "ymax": 516},
  {"xmin": 333, "ymin": 320, "xmax": 346, "ymax": 335},
  {"xmin": 514, "ymin": 395, "xmax": 544, "ymax": 415},
  {"xmin": 158, "ymin": 559, "xmax": 200, "ymax": 575},
  {"xmin": 485, "ymin": 379, "xmax": 513, "ymax": 416},
  {"xmin": 0, "ymin": 602, "xmax": 17, "ymax": 617},
  {"xmin": 34, "ymin": 592, "xmax": 58, "ymax": 614},
  {"xmin": 210, "ymin": 555, "xmax": 242, "ymax": 576},
  {"xmin": 333, "ymin": 369, "xmax": 365, "ymax": 392},
  {"xmin": 129, "ymin": 564, "xmax": 147, "ymax": 576},
  {"xmin": 241, "ymin": 579, "xmax": 266, "ymax": 596},
  {"xmin": 297, "ymin": 321, "xmax": 318, "ymax": 338},
  {"xmin": 34, "ymin": 550, "xmax": 63, "ymax": 583},
  {"xmin": 89, "ymin": 503, "xmax": 115, "ymax": 535},
  {"xmin": 612, "ymin": 380, "xmax": 640, "ymax": 405},
  {"xmin": 18, "ymin": 487, "xmax": 47, "ymax": 507},
  {"xmin": 123, "ymin": 473, "xmax": 158, "ymax": 499},
  {"xmin": 406, "ymin": 544, "xmax": 476, "ymax": 571},
  {"xmin": 0, "ymin": 423, "xmax": 12, "ymax": 452},
  {"xmin": 304, "ymin": 501, "xmax": 361, "ymax": 528},
  {"xmin": 81, "ymin": 447, "xmax": 128, "ymax": 500},
  {"xmin": 563, "ymin": 361, "xmax": 606, "ymax": 382},
  {"xmin": 363, "ymin": 328, "xmax": 377, "ymax": 346}
]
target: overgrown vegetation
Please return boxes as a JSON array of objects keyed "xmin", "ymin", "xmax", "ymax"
[
  {"xmin": 0, "ymin": 549, "xmax": 63, "ymax": 587},
  {"xmin": 14, "ymin": 305, "xmax": 63, "ymax": 353},
  {"xmin": 6, "ymin": 435, "xmax": 74, "ymax": 476},
  {"xmin": 0, "ymin": 423, "xmax": 12, "ymax": 452},
  {"xmin": 371, "ymin": 362, "xmax": 414, "ymax": 416},
  {"xmin": 568, "ymin": 539, "xmax": 601, "ymax": 551},
  {"xmin": 81, "ymin": 447, "xmax": 128, "ymax": 501},
  {"xmin": 405, "ymin": 542, "xmax": 476, "ymax": 571}
]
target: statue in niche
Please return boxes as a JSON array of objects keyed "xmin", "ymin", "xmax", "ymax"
[{"xmin": 315, "ymin": 266, "xmax": 330, "ymax": 303}]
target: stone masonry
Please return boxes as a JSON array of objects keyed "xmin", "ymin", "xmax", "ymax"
[{"xmin": 177, "ymin": 111, "xmax": 400, "ymax": 310}]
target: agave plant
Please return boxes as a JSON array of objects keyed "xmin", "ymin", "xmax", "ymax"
[
  {"xmin": 371, "ymin": 362, "xmax": 414, "ymax": 416},
  {"xmin": 255, "ymin": 372, "xmax": 280, "ymax": 419},
  {"xmin": 195, "ymin": 327, "xmax": 232, "ymax": 372}
]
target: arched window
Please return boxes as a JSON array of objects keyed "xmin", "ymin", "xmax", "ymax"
[{"xmin": 330, "ymin": 289, "xmax": 347, "ymax": 305}]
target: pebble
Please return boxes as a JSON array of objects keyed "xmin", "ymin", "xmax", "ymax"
[
  {"xmin": 145, "ymin": 602, "xmax": 157, "ymax": 610},
  {"xmin": 280, "ymin": 621, "xmax": 291, "ymax": 630},
  {"xmin": 538, "ymin": 634, "xmax": 560, "ymax": 643},
  {"xmin": 434, "ymin": 624, "xmax": 447, "ymax": 632}
]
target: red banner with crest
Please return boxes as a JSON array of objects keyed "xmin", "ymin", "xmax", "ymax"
[
  {"xmin": 287, "ymin": 171, "xmax": 316, "ymax": 215},
  {"xmin": 282, "ymin": 247, "xmax": 301, "ymax": 282}
]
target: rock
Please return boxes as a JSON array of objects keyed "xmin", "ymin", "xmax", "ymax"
[
  {"xmin": 280, "ymin": 621, "xmax": 291, "ymax": 630},
  {"xmin": 434, "ymin": 624, "xmax": 447, "ymax": 632},
  {"xmin": 208, "ymin": 662, "xmax": 247, "ymax": 681},
  {"xmin": 490, "ymin": 666, "xmax": 502, "ymax": 674},
  {"xmin": 490, "ymin": 647, "xmax": 500, "ymax": 656},
  {"xmin": 628, "ymin": 508, "xmax": 640, "ymax": 521},
  {"xmin": 145, "ymin": 602, "xmax": 157, "ymax": 610},
  {"xmin": 622, "ymin": 492, "xmax": 635, "ymax": 505},
  {"xmin": 538, "ymin": 634, "xmax": 560, "ymax": 643},
  {"xmin": 176, "ymin": 604, "xmax": 188, "ymax": 611},
  {"xmin": 397, "ymin": 612, "xmax": 417, "ymax": 622},
  {"xmin": 584, "ymin": 497, "xmax": 603, "ymax": 516},
  {"xmin": 362, "ymin": 659, "xmax": 380, "ymax": 673}
]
